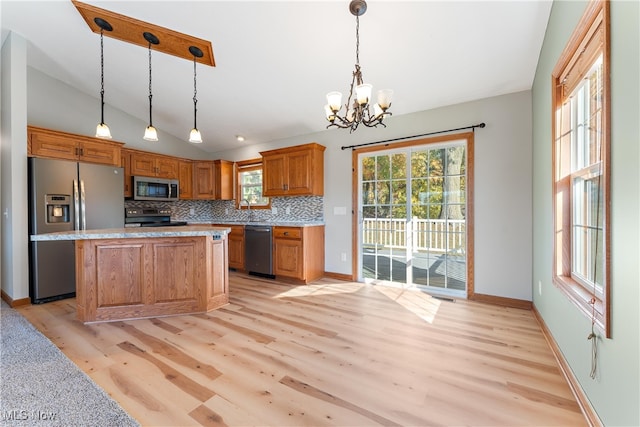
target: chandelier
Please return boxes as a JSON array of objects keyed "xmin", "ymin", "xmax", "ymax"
[{"xmin": 325, "ymin": 0, "xmax": 393, "ymax": 132}]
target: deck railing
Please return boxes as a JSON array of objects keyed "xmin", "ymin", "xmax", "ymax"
[{"xmin": 362, "ymin": 218, "xmax": 465, "ymax": 253}]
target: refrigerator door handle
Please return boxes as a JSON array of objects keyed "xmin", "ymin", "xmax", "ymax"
[
  {"xmin": 80, "ymin": 179, "xmax": 87, "ymax": 230},
  {"xmin": 73, "ymin": 180, "xmax": 80, "ymax": 230}
]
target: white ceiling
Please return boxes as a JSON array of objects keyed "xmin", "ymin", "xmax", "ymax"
[{"xmin": 1, "ymin": 0, "xmax": 552, "ymax": 153}]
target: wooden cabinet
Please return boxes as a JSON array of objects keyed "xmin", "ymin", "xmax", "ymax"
[
  {"xmin": 193, "ymin": 160, "xmax": 235, "ymax": 200},
  {"xmin": 178, "ymin": 160, "xmax": 193, "ymax": 199},
  {"xmin": 75, "ymin": 234, "xmax": 228, "ymax": 323},
  {"xmin": 261, "ymin": 143, "xmax": 325, "ymax": 197},
  {"xmin": 121, "ymin": 149, "xmax": 133, "ymax": 197},
  {"xmin": 130, "ymin": 151, "xmax": 179, "ymax": 179},
  {"xmin": 273, "ymin": 225, "xmax": 324, "ymax": 283},
  {"xmin": 213, "ymin": 224, "xmax": 244, "ymax": 269},
  {"xmin": 214, "ymin": 160, "xmax": 235, "ymax": 200},
  {"xmin": 193, "ymin": 161, "xmax": 215, "ymax": 199},
  {"xmin": 28, "ymin": 125, "xmax": 122, "ymax": 166}
]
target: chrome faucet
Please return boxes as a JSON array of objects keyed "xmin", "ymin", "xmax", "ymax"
[{"xmin": 242, "ymin": 198, "xmax": 253, "ymax": 222}]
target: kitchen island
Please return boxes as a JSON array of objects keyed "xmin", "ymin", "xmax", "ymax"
[{"xmin": 31, "ymin": 226, "xmax": 230, "ymax": 323}]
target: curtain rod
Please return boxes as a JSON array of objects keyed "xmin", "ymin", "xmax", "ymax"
[{"xmin": 340, "ymin": 122, "xmax": 486, "ymax": 151}]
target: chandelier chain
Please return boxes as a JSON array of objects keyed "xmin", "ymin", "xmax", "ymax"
[{"xmin": 355, "ymin": 15, "xmax": 360, "ymax": 66}]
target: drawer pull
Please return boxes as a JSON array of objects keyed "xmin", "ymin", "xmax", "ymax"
[{"xmin": 284, "ymin": 232, "xmax": 289, "ymax": 236}]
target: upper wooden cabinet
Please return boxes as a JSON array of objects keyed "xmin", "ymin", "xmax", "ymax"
[
  {"xmin": 193, "ymin": 161, "xmax": 215, "ymax": 199},
  {"xmin": 28, "ymin": 126, "xmax": 122, "ymax": 166},
  {"xmin": 178, "ymin": 160, "xmax": 193, "ymax": 200},
  {"xmin": 121, "ymin": 149, "xmax": 133, "ymax": 197},
  {"xmin": 214, "ymin": 160, "xmax": 234, "ymax": 200},
  {"xmin": 260, "ymin": 143, "xmax": 325, "ymax": 196},
  {"xmin": 130, "ymin": 151, "xmax": 179, "ymax": 179},
  {"xmin": 193, "ymin": 160, "xmax": 234, "ymax": 200}
]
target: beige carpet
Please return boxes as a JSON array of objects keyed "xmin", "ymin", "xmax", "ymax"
[{"xmin": 0, "ymin": 300, "xmax": 139, "ymax": 426}]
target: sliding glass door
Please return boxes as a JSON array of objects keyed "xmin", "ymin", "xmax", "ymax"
[{"xmin": 357, "ymin": 136, "xmax": 472, "ymax": 297}]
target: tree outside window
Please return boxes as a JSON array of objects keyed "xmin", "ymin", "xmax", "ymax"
[{"xmin": 236, "ymin": 160, "xmax": 269, "ymax": 209}]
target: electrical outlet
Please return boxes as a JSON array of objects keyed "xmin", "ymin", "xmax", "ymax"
[
  {"xmin": 189, "ymin": 208, "xmax": 195, "ymax": 216},
  {"xmin": 538, "ymin": 280, "xmax": 542, "ymax": 295},
  {"xmin": 285, "ymin": 207, "xmax": 291, "ymax": 215},
  {"xmin": 272, "ymin": 207, "xmax": 278, "ymax": 215},
  {"xmin": 341, "ymin": 252, "xmax": 347, "ymax": 262},
  {"xmin": 225, "ymin": 208, "xmax": 229, "ymax": 215}
]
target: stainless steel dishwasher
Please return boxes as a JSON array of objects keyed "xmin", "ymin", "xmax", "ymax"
[{"xmin": 244, "ymin": 225, "xmax": 274, "ymax": 277}]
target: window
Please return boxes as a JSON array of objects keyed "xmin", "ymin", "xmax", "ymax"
[
  {"xmin": 552, "ymin": 0, "xmax": 610, "ymax": 337},
  {"xmin": 236, "ymin": 159, "xmax": 270, "ymax": 209}
]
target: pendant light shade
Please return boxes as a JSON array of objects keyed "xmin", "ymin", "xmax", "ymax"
[
  {"xmin": 95, "ymin": 18, "xmax": 112, "ymax": 139},
  {"xmin": 188, "ymin": 46, "xmax": 204, "ymax": 143},
  {"xmin": 143, "ymin": 32, "xmax": 159, "ymax": 141},
  {"xmin": 189, "ymin": 128, "xmax": 202, "ymax": 143}
]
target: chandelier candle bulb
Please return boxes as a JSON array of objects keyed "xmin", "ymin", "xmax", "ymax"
[
  {"xmin": 324, "ymin": 104, "xmax": 336, "ymax": 121},
  {"xmin": 356, "ymin": 83, "xmax": 372, "ymax": 105},
  {"xmin": 377, "ymin": 89, "xmax": 393, "ymax": 110},
  {"xmin": 327, "ymin": 91, "xmax": 343, "ymax": 112},
  {"xmin": 373, "ymin": 103, "xmax": 383, "ymax": 119}
]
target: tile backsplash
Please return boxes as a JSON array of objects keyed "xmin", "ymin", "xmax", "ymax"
[{"xmin": 125, "ymin": 196, "xmax": 324, "ymax": 223}]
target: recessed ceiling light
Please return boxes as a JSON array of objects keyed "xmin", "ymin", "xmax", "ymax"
[{"xmin": 236, "ymin": 135, "xmax": 245, "ymax": 142}]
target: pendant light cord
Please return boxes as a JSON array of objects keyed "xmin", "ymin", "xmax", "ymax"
[
  {"xmin": 99, "ymin": 29, "xmax": 106, "ymax": 125},
  {"xmin": 193, "ymin": 56, "xmax": 198, "ymax": 129},
  {"xmin": 148, "ymin": 42, "xmax": 153, "ymax": 127}
]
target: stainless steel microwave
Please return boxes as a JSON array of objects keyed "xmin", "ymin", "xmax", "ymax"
[{"xmin": 133, "ymin": 176, "xmax": 179, "ymax": 201}]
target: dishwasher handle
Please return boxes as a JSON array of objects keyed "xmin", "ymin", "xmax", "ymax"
[{"xmin": 246, "ymin": 226, "xmax": 271, "ymax": 232}]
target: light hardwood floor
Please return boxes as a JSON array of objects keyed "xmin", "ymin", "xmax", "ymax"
[{"xmin": 18, "ymin": 273, "xmax": 587, "ymax": 426}]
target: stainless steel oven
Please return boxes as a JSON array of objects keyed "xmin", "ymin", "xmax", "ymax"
[{"xmin": 133, "ymin": 176, "xmax": 179, "ymax": 201}]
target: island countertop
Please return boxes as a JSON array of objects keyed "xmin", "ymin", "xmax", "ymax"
[{"xmin": 30, "ymin": 225, "xmax": 231, "ymax": 242}]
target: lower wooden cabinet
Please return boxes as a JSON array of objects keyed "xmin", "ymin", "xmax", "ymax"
[
  {"xmin": 213, "ymin": 224, "xmax": 244, "ymax": 269},
  {"xmin": 75, "ymin": 235, "xmax": 228, "ymax": 322},
  {"xmin": 273, "ymin": 225, "xmax": 324, "ymax": 283}
]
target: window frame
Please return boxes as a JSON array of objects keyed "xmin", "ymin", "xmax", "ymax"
[
  {"xmin": 235, "ymin": 158, "xmax": 270, "ymax": 210},
  {"xmin": 551, "ymin": 0, "xmax": 611, "ymax": 337}
]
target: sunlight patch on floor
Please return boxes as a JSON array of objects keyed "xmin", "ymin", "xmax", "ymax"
[
  {"xmin": 373, "ymin": 285, "xmax": 441, "ymax": 324},
  {"xmin": 274, "ymin": 281, "xmax": 365, "ymax": 298}
]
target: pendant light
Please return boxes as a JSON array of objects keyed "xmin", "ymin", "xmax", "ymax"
[
  {"xmin": 143, "ymin": 32, "xmax": 159, "ymax": 141},
  {"xmin": 95, "ymin": 18, "xmax": 113, "ymax": 138},
  {"xmin": 188, "ymin": 46, "xmax": 203, "ymax": 143}
]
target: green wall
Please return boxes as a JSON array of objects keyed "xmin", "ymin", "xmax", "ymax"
[{"xmin": 532, "ymin": 1, "xmax": 639, "ymax": 425}]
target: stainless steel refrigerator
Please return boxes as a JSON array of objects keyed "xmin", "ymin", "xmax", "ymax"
[{"xmin": 28, "ymin": 157, "xmax": 124, "ymax": 303}]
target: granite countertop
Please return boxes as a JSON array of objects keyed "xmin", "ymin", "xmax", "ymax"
[
  {"xmin": 188, "ymin": 220, "xmax": 325, "ymax": 227},
  {"xmin": 30, "ymin": 225, "xmax": 231, "ymax": 242}
]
